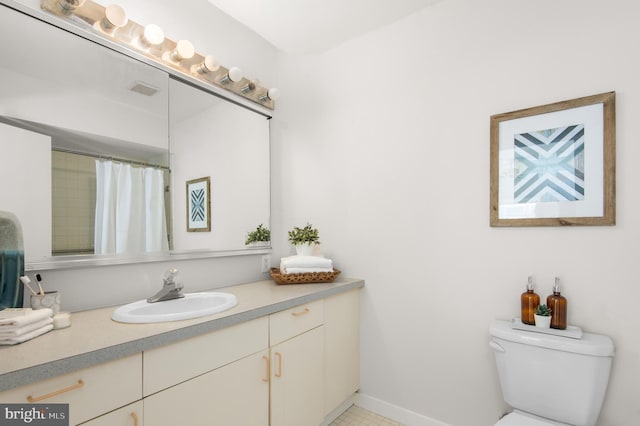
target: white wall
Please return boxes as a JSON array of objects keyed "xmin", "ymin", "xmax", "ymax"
[{"xmin": 272, "ymin": 0, "xmax": 640, "ymax": 425}]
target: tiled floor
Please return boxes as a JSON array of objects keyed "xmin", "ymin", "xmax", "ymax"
[{"xmin": 330, "ymin": 405, "xmax": 404, "ymax": 426}]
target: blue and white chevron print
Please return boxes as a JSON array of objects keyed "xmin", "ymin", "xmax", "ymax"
[
  {"xmin": 190, "ymin": 188, "xmax": 206, "ymax": 222},
  {"xmin": 514, "ymin": 124, "xmax": 585, "ymax": 203}
]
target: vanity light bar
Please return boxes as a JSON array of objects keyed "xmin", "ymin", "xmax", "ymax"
[{"xmin": 41, "ymin": 0, "xmax": 279, "ymax": 110}]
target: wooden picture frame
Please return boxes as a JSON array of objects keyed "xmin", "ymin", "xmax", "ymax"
[
  {"xmin": 490, "ymin": 92, "xmax": 616, "ymax": 227},
  {"xmin": 186, "ymin": 176, "xmax": 211, "ymax": 232}
]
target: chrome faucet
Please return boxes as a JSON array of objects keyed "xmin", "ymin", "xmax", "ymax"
[{"xmin": 147, "ymin": 268, "xmax": 184, "ymax": 303}]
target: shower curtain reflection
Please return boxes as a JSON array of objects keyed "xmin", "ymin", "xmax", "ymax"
[{"xmin": 94, "ymin": 160, "xmax": 169, "ymax": 255}]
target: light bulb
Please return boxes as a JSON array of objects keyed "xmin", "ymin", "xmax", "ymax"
[
  {"xmin": 267, "ymin": 88, "xmax": 281, "ymax": 101},
  {"xmin": 192, "ymin": 55, "xmax": 220, "ymax": 75},
  {"xmin": 228, "ymin": 67, "xmax": 243, "ymax": 82},
  {"xmin": 259, "ymin": 87, "xmax": 281, "ymax": 103},
  {"xmin": 98, "ymin": 5, "xmax": 128, "ymax": 33},
  {"xmin": 140, "ymin": 24, "xmax": 165, "ymax": 47},
  {"xmin": 168, "ymin": 40, "xmax": 195, "ymax": 62}
]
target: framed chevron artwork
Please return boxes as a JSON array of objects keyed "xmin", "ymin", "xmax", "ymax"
[
  {"xmin": 186, "ymin": 176, "xmax": 211, "ymax": 232},
  {"xmin": 490, "ymin": 92, "xmax": 615, "ymax": 227}
]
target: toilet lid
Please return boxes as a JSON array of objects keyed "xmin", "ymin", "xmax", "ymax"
[{"xmin": 495, "ymin": 412, "xmax": 557, "ymax": 426}]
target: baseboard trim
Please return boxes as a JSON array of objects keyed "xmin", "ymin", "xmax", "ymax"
[
  {"xmin": 321, "ymin": 395, "xmax": 356, "ymax": 426},
  {"xmin": 355, "ymin": 393, "xmax": 452, "ymax": 426}
]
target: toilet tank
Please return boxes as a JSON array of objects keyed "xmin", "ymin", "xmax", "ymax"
[{"xmin": 489, "ymin": 320, "xmax": 614, "ymax": 426}]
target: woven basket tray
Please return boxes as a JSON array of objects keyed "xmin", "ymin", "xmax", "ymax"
[{"xmin": 270, "ymin": 268, "xmax": 341, "ymax": 285}]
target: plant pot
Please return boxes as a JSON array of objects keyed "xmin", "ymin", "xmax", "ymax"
[
  {"xmin": 534, "ymin": 314, "xmax": 551, "ymax": 328},
  {"xmin": 248, "ymin": 241, "xmax": 270, "ymax": 247},
  {"xmin": 294, "ymin": 243, "xmax": 315, "ymax": 256}
]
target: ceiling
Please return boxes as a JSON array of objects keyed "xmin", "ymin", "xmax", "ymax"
[{"xmin": 207, "ymin": 0, "xmax": 442, "ymax": 54}]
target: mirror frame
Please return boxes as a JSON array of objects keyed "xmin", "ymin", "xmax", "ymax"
[{"xmin": 1, "ymin": 1, "xmax": 272, "ymax": 271}]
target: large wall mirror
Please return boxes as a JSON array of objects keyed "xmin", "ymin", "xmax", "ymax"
[{"xmin": 0, "ymin": 3, "xmax": 271, "ymax": 269}]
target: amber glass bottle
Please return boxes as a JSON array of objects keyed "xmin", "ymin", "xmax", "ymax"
[
  {"xmin": 547, "ymin": 277, "xmax": 567, "ymax": 329},
  {"xmin": 520, "ymin": 276, "xmax": 540, "ymax": 325}
]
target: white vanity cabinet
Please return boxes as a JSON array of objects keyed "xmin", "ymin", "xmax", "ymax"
[
  {"xmin": 142, "ymin": 317, "xmax": 270, "ymax": 426},
  {"xmin": 0, "ymin": 282, "xmax": 363, "ymax": 426},
  {"xmin": 269, "ymin": 300, "xmax": 325, "ymax": 426},
  {"xmin": 0, "ymin": 354, "xmax": 141, "ymax": 425},
  {"xmin": 324, "ymin": 289, "xmax": 361, "ymax": 415}
]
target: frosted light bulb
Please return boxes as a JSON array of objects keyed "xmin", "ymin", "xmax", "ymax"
[
  {"xmin": 192, "ymin": 55, "xmax": 220, "ymax": 74},
  {"xmin": 142, "ymin": 24, "xmax": 165, "ymax": 46},
  {"xmin": 228, "ymin": 67, "xmax": 243, "ymax": 82},
  {"xmin": 169, "ymin": 40, "xmax": 195, "ymax": 62},
  {"xmin": 267, "ymin": 87, "xmax": 281, "ymax": 101},
  {"xmin": 98, "ymin": 4, "xmax": 128, "ymax": 33}
]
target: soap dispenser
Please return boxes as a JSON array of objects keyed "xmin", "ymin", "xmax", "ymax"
[
  {"xmin": 520, "ymin": 276, "xmax": 540, "ymax": 325},
  {"xmin": 546, "ymin": 277, "xmax": 567, "ymax": 329}
]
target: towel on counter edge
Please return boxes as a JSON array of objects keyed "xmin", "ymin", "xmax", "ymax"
[
  {"xmin": 0, "ymin": 317, "xmax": 53, "ymax": 338},
  {"xmin": 0, "ymin": 323, "xmax": 53, "ymax": 345},
  {"xmin": 0, "ymin": 308, "xmax": 53, "ymax": 327}
]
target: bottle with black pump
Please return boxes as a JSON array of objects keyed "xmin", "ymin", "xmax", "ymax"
[
  {"xmin": 520, "ymin": 276, "xmax": 540, "ymax": 325},
  {"xmin": 547, "ymin": 277, "xmax": 567, "ymax": 329}
]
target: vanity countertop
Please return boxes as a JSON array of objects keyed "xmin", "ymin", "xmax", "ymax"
[{"xmin": 0, "ymin": 277, "xmax": 364, "ymax": 392}]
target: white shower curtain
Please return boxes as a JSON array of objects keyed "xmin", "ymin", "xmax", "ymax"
[{"xmin": 94, "ymin": 160, "xmax": 169, "ymax": 255}]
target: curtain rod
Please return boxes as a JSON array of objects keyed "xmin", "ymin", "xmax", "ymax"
[{"xmin": 52, "ymin": 147, "xmax": 170, "ymax": 171}]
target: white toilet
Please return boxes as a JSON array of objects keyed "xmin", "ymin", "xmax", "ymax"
[{"xmin": 489, "ymin": 319, "xmax": 614, "ymax": 426}]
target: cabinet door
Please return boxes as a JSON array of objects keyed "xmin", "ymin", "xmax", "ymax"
[
  {"xmin": 271, "ymin": 326, "xmax": 325, "ymax": 426},
  {"xmin": 79, "ymin": 401, "xmax": 142, "ymax": 426},
  {"xmin": 144, "ymin": 349, "xmax": 269, "ymax": 426},
  {"xmin": 324, "ymin": 289, "xmax": 360, "ymax": 414}
]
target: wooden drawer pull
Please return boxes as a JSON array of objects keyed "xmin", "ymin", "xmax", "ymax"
[
  {"xmin": 291, "ymin": 308, "xmax": 310, "ymax": 317},
  {"xmin": 130, "ymin": 412, "xmax": 139, "ymax": 426},
  {"xmin": 27, "ymin": 379, "xmax": 84, "ymax": 402},
  {"xmin": 275, "ymin": 352, "xmax": 283, "ymax": 378},
  {"xmin": 262, "ymin": 355, "xmax": 270, "ymax": 382}
]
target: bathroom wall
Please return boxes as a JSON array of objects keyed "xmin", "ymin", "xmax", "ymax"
[
  {"xmin": 271, "ymin": 0, "xmax": 640, "ymax": 425},
  {"xmin": 3, "ymin": 0, "xmax": 280, "ymax": 311}
]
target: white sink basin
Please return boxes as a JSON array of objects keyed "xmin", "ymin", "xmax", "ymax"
[{"xmin": 112, "ymin": 292, "xmax": 238, "ymax": 323}]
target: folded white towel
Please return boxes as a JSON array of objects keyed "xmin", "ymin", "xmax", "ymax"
[
  {"xmin": 0, "ymin": 323, "xmax": 53, "ymax": 345},
  {"xmin": 281, "ymin": 255, "xmax": 333, "ymax": 270},
  {"xmin": 283, "ymin": 267, "xmax": 334, "ymax": 275},
  {"xmin": 0, "ymin": 317, "xmax": 53, "ymax": 338},
  {"xmin": 0, "ymin": 308, "xmax": 53, "ymax": 328}
]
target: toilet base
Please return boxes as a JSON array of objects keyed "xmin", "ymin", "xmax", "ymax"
[{"xmin": 495, "ymin": 411, "xmax": 571, "ymax": 426}]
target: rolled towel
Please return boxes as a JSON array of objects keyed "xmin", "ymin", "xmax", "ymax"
[
  {"xmin": 0, "ymin": 323, "xmax": 53, "ymax": 345},
  {"xmin": 0, "ymin": 317, "xmax": 53, "ymax": 338},
  {"xmin": 284, "ymin": 267, "xmax": 334, "ymax": 275},
  {"xmin": 0, "ymin": 308, "xmax": 53, "ymax": 328},
  {"xmin": 281, "ymin": 255, "xmax": 333, "ymax": 270}
]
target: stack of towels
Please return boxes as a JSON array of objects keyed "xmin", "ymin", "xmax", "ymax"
[
  {"xmin": 280, "ymin": 255, "xmax": 334, "ymax": 274},
  {"xmin": 0, "ymin": 308, "xmax": 53, "ymax": 345}
]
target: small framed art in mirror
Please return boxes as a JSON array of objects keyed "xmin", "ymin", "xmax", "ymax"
[
  {"xmin": 490, "ymin": 91, "xmax": 616, "ymax": 227},
  {"xmin": 186, "ymin": 177, "xmax": 211, "ymax": 232}
]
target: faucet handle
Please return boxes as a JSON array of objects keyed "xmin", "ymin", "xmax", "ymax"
[{"xmin": 163, "ymin": 268, "xmax": 179, "ymax": 284}]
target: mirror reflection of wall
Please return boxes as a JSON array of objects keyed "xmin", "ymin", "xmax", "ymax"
[{"xmin": 170, "ymin": 78, "xmax": 271, "ymax": 252}]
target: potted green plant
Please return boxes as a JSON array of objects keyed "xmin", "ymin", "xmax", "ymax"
[
  {"xmin": 245, "ymin": 224, "xmax": 271, "ymax": 246},
  {"xmin": 534, "ymin": 304, "xmax": 552, "ymax": 328},
  {"xmin": 288, "ymin": 223, "xmax": 320, "ymax": 256}
]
